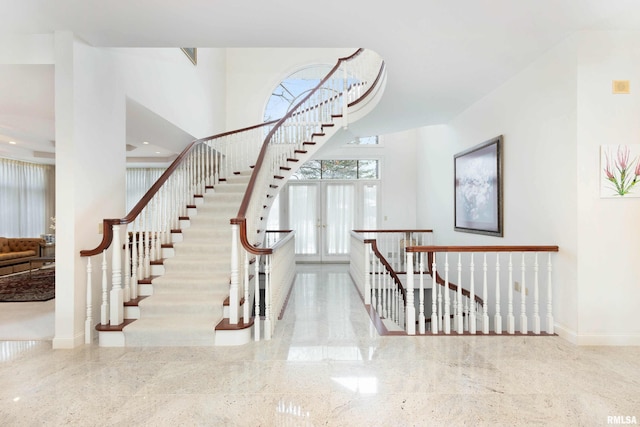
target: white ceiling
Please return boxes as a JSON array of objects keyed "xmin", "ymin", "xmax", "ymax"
[{"xmin": 1, "ymin": 0, "xmax": 640, "ymax": 162}]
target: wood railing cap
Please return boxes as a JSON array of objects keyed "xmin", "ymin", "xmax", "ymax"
[{"xmin": 405, "ymin": 245, "xmax": 559, "ymax": 253}]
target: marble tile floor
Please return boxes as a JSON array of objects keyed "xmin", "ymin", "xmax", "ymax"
[{"xmin": 0, "ymin": 264, "xmax": 639, "ymax": 426}]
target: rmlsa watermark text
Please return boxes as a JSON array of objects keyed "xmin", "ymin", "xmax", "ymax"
[{"xmin": 608, "ymin": 416, "xmax": 637, "ymax": 425}]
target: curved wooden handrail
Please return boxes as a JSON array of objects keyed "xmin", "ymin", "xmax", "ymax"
[
  {"xmin": 406, "ymin": 245, "xmax": 559, "ymax": 253},
  {"xmin": 366, "ymin": 238, "xmax": 407, "ymax": 301},
  {"xmin": 423, "ymin": 252, "xmax": 484, "ymax": 305},
  {"xmin": 232, "ymin": 49, "xmax": 386, "ymax": 254},
  {"xmin": 80, "ymin": 120, "xmax": 277, "ymax": 257}
]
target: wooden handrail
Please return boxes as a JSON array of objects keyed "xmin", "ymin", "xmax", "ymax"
[
  {"xmin": 80, "ymin": 121, "xmax": 277, "ymax": 257},
  {"xmin": 406, "ymin": 245, "xmax": 559, "ymax": 253},
  {"xmin": 366, "ymin": 238, "xmax": 407, "ymax": 301},
  {"xmin": 424, "ymin": 252, "xmax": 484, "ymax": 305},
  {"xmin": 232, "ymin": 49, "xmax": 386, "ymax": 255},
  {"xmin": 353, "ymin": 229, "xmax": 434, "ymax": 234}
]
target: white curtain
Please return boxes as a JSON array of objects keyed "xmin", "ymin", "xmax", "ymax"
[
  {"xmin": 126, "ymin": 168, "xmax": 165, "ymax": 213},
  {"xmin": 289, "ymin": 184, "xmax": 318, "ymax": 255},
  {"xmin": 325, "ymin": 184, "xmax": 354, "ymax": 255},
  {"xmin": 0, "ymin": 158, "xmax": 55, "ymax": 238}
]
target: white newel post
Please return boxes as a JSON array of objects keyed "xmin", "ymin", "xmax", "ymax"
[
  {"xmin": 243, "ymin": 252, "xmax": 250, "ymax": 322},
  {"xmin": 264, "ymin": 255, "xmax": 272, "ymax": 340},
  {"xmin": 130, "ymin": 230, "xmax": 138, "ymax": 300},
  {"xmin": 100, "ymin": 251, "xmax": 108, "ymax": 325},
  {"xmin": 364, "ymin": 243, "xmax": 371, "ymax": 305},
  {"xmin": 546, "ymin": 253, "xmax": 554, "ymax": 334},
  {"xmin": 405, "ymin": 252, "xmax": 416, "ymax": 335},
  {"xmin": 84, "ymin": 257, "xmax": 93, "ymax": 344},
  {"xmin": 418, "ymin": 253, "xmax": 425, "ymax": 334},
  {"xmin": 229, "ymin": 223, "xmax": 240, "ymax": 324},
  {"xmin": 110, "ymin": 225, "xmax": 124, "ymax": 325}
]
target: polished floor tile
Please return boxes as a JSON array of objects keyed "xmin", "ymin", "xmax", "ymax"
[{"xmin": 0, "ymin": 264, "xmax": 639, "ymax": 426}]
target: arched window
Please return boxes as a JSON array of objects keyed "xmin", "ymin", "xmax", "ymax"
[{"xmin": 263, "ymin": 65, "xmax": 334, "ymax": 122}]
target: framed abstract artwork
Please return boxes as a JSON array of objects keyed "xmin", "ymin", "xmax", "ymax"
[{"xmin": 454, "ymin": 135, "xmax": 503, "ymax": 237}]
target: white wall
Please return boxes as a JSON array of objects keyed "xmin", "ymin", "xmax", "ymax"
[
  {"xmin": 575, "ymin": 31, "xmax": 640, "ymax": 345},
  {"xmin": 111, "ymin": 47, "xmax": 227, "ymax": 138},
  {"xmin": 225, "ymin": 48, "xmax": 354, "ymax": 130},
  {"xmin": 416, "ymin": 37, "xmax": 580, "ymax": 338},
  {"xmin": 416, "ymin": 31, "xmax": 640, "ymax": 345},
  {"xmin": 54, "ymin": 32, "xmax": 126, "ymax": 348}
]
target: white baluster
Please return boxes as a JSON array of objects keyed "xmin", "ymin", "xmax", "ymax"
[
  {"xmin": 520, "ymin": 253, "xmax": 528, "ymax": 334},
  {"xmin": 431, "ymin": 253, "xmax": 438, "ymax": 333},
  {"xmin": 469, "ymin": 253, "xmax": 476, "ymax": 334},
  {"xmin": 547, "ymin": 253, "xmax": 554, "ymax": 334},
  {"xmin": 85, "ymin": 257, "xmax": 93, "ymax": 344},
  {"xmin": 254, "ymin": 255, "xmax": 261, "ymax": 341},
  {"xmin": 482, "ymin": 253, "xmax": 489, "ymax": 334},
  {"xmin": 405, "ymin": 251, "xmax": 415, "ymax": 335},
  {"xmin": 494, "ymin": 254, "xmax": 502, "ymax": 334},
  {"xmin": 123, "ymin": 232, "xmax": 131, "ymax": 303},
  {"xmin": 101, "ymin": 251, "xmax": 108, "ymax": 325},
  {"xmin": 418, "ymin": 253, "xmax": 425, "ymax": 334},
  {"xmin": 443, "ymin": 253, "xmax": 450, "ymax": 334},
  {"xmin": 144, "ymin": 229, "xmax": 150, "ymax": 279},
  {"xmin": 533, "ymin": 253, "xmax": 540, "ymax": 334},
  {"xmin": 456, "ymin": 253, "xmax": 463, "ymax": 334},
  {"xmin": 264, "ymin": 255, "xmax": 272, "ymax": 340},
  {"xmin": 130, "ymin": 227, "xmax": 138, "ymax": 300},
  {"xmin": 507, "ymin": 253, "xmax": 515, "ymax": 334}
]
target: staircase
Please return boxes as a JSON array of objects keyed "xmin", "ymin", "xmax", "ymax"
[
  {"xmin": 83, "ymin": 48, "xmax": 387, "ymax": 347},
  {"xmin": 122, "ymin": 174, "xmax": 250, "ymax": 346}
]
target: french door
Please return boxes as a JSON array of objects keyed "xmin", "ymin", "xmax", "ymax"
[{"xmin": 285, "ymin": 181, "xmax": 377, "ymax": 262}]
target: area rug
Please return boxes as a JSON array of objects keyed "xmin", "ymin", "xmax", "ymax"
[{"xmin": 0, "ymin": 268, "xmax": 55, "ymax": 302}]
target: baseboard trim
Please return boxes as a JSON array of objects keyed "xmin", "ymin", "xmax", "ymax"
[
  {"xmin": 52, "ymin": 331, "xmax": 85, "ymax": 349},
  {"xmin": 575, "ymin": 333, "xmax": 640, "ymax": 346}
]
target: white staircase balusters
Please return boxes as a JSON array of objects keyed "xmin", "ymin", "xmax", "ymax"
[
  {"xmin": 469, "ymin": 253, "xmax": 476, "ymax": 334},
  {"xmin": 418, "ymin": 252, "xmax": 425, "ymax": 334},
  {"xmin": 243, "ymin": 251, "xmax": 250, "ymax": 322},
  {"xmin": 482, "ymin": 254, "xmax": 489, "ymax": 334},
  {"xmin": 85, "ymin": 257, "xmax": 93, "ymax": 344},
  {"xmin": 101, "ymin": 251, "xmax": 108, "ymax": 325},
  {"xmin": 507, "ymin": 253, "xmax": 515, "ymax": 334},
  {"xmin": 533, "ymin": 253, "xmax": 540, "ymax": 334},
  {"xmin": 254, "ymin": 254, "xmax": 261, "ymax": 341},
  {"xmin": 443, "ymin": 253, "xmax": 450, "ymax": 334},
  {"xmin": 431, "ymin": 253, "xmax": 438, "ymax": 334},
  {"xmin": 130, "ymin": 226, "xmax": 138, "ymax": 300},
  {"xmin": 494, "ymin": 254, "xmax": 502, "ymax": 334},
  {"xmin": 520, "ymin": 253, "xmax": 528, "ymax": 334},
  {"xmin": 456, "ymin": 253, "xmax": 463, "ymax": 334},
  {"xmin": 547, "ymin": 253, "xmax": 554, "ymax": 334},
  {"xmin": 123, "ymin": 233, "xmax": 131, "ymax": 303}
]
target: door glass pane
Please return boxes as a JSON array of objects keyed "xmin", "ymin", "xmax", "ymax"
[
  {"xmin": 325, "ymin": 184, "xmax": 355, "ymax": 255},
  {"xmin": 289, "ymin": 185, "xmax": 318, "ymax": 255},
  {"xmin": 363, "ymin": 184, "xmax": 377, "ymax": 229},
  {"xmin": 357, "ymin": 160, "xmax": 378, "ymax": 179}
]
